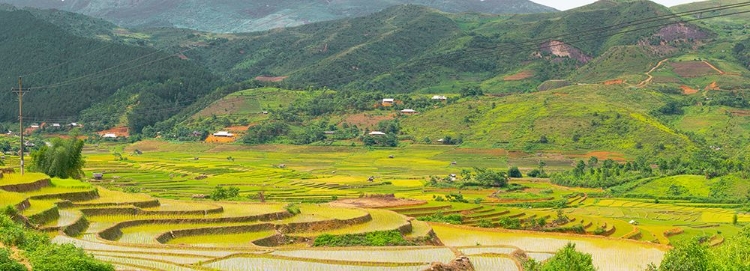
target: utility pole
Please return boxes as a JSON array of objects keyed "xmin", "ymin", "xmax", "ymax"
[{"xmin": 11, "ymin": 77, "xmax": 27, "ymax": 175}]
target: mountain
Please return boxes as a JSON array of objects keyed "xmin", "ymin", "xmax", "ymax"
[
  {"xmin": 168, "ymin": 1, "xmax": 700, "ymax": 93},
  {"xmin": 0, "ymin": 0, "xmax": 556, "ymax": 33},
  {"xmin": 0, "ymin": 8, "xmax": 223, "ymax": 133}
]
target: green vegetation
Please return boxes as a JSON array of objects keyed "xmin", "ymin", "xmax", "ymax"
[
  {"xmin": 313, "ymin": 230, "xmax": 413, "ymax": 247},
  {"xmin": 0, "ymin": 213, "xmax": 113, "ymax": 271},
  {"xmin": 30, "ymin": 136, "xmax": 85, "ymax": 179},
  {"xmin": 524, "ymin": 243, "xmax": 595, "ymax": 271}
]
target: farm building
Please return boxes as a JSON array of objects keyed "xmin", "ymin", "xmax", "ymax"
[
  {"xmin": 382, "ymin": 98, "xmax": 394, "ymax": 106},
  {"xmin": 369, "ymin": 131, "xmax": 386, "ymax": 136},
  {"xmin": 431, "ymin": 95, "xmax": 447, "ymax": 101},
  {"xmin": 401, "ymin": 109, "xmax": 417, "ymax": 114},
  {"xmin": 213, "ymin": 131, "xmax": 234, "ymax": 137},
  {"xmin": 52, "ymin": 123, "xmax": 61, "ymax": 128},
  {"xmin": 102, "ymin": 133, "xmax": 117, "ymax": 139},
  {"xmin": 30, "ymin": 123, "xmax": 40, "ymax": 128}
]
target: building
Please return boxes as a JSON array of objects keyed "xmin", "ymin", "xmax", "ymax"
[
  {"xmin": 102, "ymin": 133, "xmax": 117, "ymax": 139},
  {"xmin": 431, "ymin": 95, "xmax": 447, "ymax": 101},
  {"xmin": 368, "ymin": 131, "xmax": 386, "ymax": 136},
  {"xmin": 213, "ymin": 131, "xmax": 234, "ymax": 137},
  {"xmin": 382, "ymin": 98, "xmax": 394, "ymax": 106},
  {"xmin": 52, "ymin": 123, "xmax": 61, "ymax": 128},
  {"xmin": 400, "ymin": 109, "xmax": 417, "ymax": 114}
]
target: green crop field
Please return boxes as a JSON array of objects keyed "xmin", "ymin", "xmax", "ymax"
[{"xmin": 2, "ymin": 136, "xmax": 749, "ymax": 270}]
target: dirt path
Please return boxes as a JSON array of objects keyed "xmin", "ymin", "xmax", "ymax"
[
  {"xmin": 702, "ymin": 60, "xmax": 725, "ymax": 75},
  {"xmin": 637, "ymin": 58, "xmax": 669, "ymax": 87}
]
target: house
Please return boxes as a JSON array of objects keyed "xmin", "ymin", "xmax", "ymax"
[
  {"xmin": 400, "ymin": 109, "xmax": 417, "ymax": 114},
  {"xmin": 382, "ymin": 98, "xmax": 394, "ymax": 106},
  {"xmin": 52, "ymin": 123, "xmax": 61, "ymax": 128},
  {"xmin": 431, "ymin": 95, "xmax": 447, "ymax": 101},
  {"xmin": 368, "ymin": 131, "xmax": 386, "ymax": 136},
  {"xmin": 92, "ymin": 173, "xmax": 103, "ymax": 180},
  {"xmin": 102, "ymin": 133, "xmax": 117, "ymax": 139},
  {"xmin": 30, "ymin": 123, "xmax": 40, "ymax": 128},
  {"xmin": 70, "ymin": 123, "xmax": 79, "ymax": 127},
  {"xmin": 213, "ymin": 131, "xmax": 234, "ymax": 137}
]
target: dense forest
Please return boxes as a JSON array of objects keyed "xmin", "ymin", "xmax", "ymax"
[{"xmin": 0, "ymin": 9, "xmax": 223, "ymax": 134}]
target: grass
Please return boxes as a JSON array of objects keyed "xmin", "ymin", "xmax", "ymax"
[{"xmin": 628, "ymin": 175, "xmax": 717, "ymax": 198}]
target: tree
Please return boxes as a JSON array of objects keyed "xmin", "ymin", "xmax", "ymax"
[
  {"xmin": 588, "ymin": 156, "xmax": 599, "ymax": 168},
  {"xmin": 542, "ymin": 243, "xmax": 596, "ymax": 271},
  {"xmin": 474, "ymin": 167, "xmax": 508, "ymax": 187},
  {"xmin": 658, "ymin": 238, "xmax": 709, "ymax": 271},
  {"xmin": 524, "ymin": 243, "xmax": 595, "ymax": 271},
  {"xmin": 30, "ymin": 136, "xmax": 85, "ymax": 179},
  {"xmin": 508, "ymin": 166, "xmax": 522, "ymax": 178}
]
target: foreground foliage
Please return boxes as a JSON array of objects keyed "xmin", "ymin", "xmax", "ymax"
[
  {"xmin": 524, "ymin": 243, "xmax": 596, "ymax": 271},
  {"xmin": 658, "ymin": 225, "xmax": 750, "ymax": 271},
  {"xmin": 0, "ymin": 210, "xmax": 113, "ymax": 271}
]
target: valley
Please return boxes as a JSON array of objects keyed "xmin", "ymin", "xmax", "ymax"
[{"xmin": 1, "ymin": 0, "xmax": 750, "ymax": 270}]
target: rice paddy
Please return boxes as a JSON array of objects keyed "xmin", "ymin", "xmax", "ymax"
[{"xmin": 2, "ymin": 140, "xmax": 748, "ymax": 270}]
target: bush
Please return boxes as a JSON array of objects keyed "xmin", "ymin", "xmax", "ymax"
[
  {"xmin": 284, "ymin": 203, "xmax": 301, "ymax": 215},
  {"xmin": 508, "ymin": 166, "xmax": 522, "ymax": 178},
  {"xmin": 313, "ymin": 230, "xmax": 412, "ymax": 247},
  {"xmin": 417, "ymin": 212, "xmax": 462, "ymax": 224}
]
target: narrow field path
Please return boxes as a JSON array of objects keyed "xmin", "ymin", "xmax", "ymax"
[
  {"xmin": 702, "ymin": 60, "xmax": 725, "ymax": 75},
  {"xmin": 637, "ymin": 58, "xmax": 669, "ymax": 87}
]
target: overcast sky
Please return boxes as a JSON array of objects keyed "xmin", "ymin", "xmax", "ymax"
[{"xmin": 530, "ymin": 0, "xmax": 708, "ymax": 11}]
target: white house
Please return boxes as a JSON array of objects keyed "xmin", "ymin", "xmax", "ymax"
[
  {"xmin": 52, "ymin": 123, "xmax": 61, "ymax": 128},
  {"xmin": 431, "ymin": 95, "xmax": 447, "ymax": 101},
  {"xmin": 30, "ymin": 124, "xmax": 40, "ymax": 128},
  {"xmin": 368, "ymin": 131, "xmax": 386, "ymax": 136},
  {"xmin": 102, "ymin": 133, "xmax": 117, "ymax": 139},
  {"xmin": 213, "ymin": 131, "xmax": 234, "ymax": 137},
  {"xmin": 382, "ymin": 98, "xmax": 394, "ymax": 106},
  {"xmin": 400, "ymin": 109, "xmax": 417, "ymax": 114}
]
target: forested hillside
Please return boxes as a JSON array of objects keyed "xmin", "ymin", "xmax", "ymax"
[
  {"xmin": 174, "ymin": 1, "xmax": 697, "ymax": 93},
  {"xmin": 0, "ymin": 9, "xmax": 223, "ymax": 133},
  {"xmin": 0, "ymin": 0, "xmax": 555, "ymax": 33}
]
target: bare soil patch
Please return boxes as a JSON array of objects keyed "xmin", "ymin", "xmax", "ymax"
[
  {"xmin": 255, "ymin": 76, "xmax": 288, "ymax": 82},
  {"xmin": 681, "ymin": 85, "xmax": 699, "ymax": 95},
  {"xmin": 194, "ymin": 96, "xmax": 246, "ymax": 118},
  {"xmin": 729, "ymin": 109, "xmax": 750, "ymax": 117},
  {"xmin": 705, "ymin": 82, "xmax": 720, "ymax": 91},
  {"xmin": 603, "ymin": 79, "xmax": 624, "ymax": 85},
  {"xmin": 670, "ymin": 61, "xmax": 719, "ymax": 78},
  {"xmin": 343, "ymin": 113, "xmax": 394, "ymax": 128},
  {"xmin": 98, "ymin": 126, "xmax": 129, "ymax": 137},
  {"xmin": 329, "ymin": 196, "xmax": 426, "ymax": 208},
  {"xmin": 503, "ymin": 70, "xmax": 534, "ymax": 81}
]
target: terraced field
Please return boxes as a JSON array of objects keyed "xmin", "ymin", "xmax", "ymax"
[{"xmin": 1, "ymin": 141, "xmax": 748, "ymax": 270}]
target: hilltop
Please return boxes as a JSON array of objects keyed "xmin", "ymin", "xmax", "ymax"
[{"xmin": 0, "ymin": 0, "xmax": 555, "ymax": 33}]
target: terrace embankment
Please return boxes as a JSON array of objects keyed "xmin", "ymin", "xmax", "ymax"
[
  {"xmin": 97, "ymin": 211, "xmax": 293, "ymax": 241},
  {"xmin": 0, "ymin": 178, "xmax": 51, "ymax": 192}
]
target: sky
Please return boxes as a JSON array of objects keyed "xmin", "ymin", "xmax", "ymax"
[{"xmin": 529, "ymin": 0, "xmax": 708, "ymax": 11}]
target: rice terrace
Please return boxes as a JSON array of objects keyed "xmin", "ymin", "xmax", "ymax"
[{"xmin": 3, "ymin": 0, "xmax": 750, "ymax": 270}]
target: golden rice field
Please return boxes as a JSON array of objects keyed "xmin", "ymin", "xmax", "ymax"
[{"xmin": 1, "ymin": 140, "xmax": 749, "ymax": 270}]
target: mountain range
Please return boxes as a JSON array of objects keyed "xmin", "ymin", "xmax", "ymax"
[
  {"xmin": 0, "ymin": 0, "xmax": 555, "ymax": 33},
  {"xmin": 0, "ymin": 0, "xmax": 748, "ymax": 159}
]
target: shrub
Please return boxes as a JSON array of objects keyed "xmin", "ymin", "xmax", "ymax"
[
  {"xmin": 313, "ymin": 230, "xmax": 412, "ymax": 247},
  {"xmin": 284, "ymin": 203, "xmax": 301, "ymax": 215},
  {"xmin": 508, "ymin": 166, "xmax": 522, "ymax": 178},
  {"xmin": 418, "ymin": 212, "xmax": 462, "ymax": 224}
]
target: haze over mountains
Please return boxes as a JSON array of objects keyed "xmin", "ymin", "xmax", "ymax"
[{"xmin": 0, "ymin": 0, "xmax": 556, "ymax": 33}]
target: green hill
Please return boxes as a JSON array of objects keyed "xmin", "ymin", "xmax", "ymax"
[
  {"xmin": 0, "ymin": 0, "xmax": 556, "ymax": 33},
  {"xmin": 172, "ymin": 1, "xmax": 694, "ymax": 94},
  {"xmin": 0, "ymin": 8, "xmax": 223, "ymax": 133}
]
